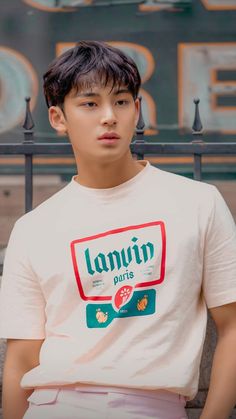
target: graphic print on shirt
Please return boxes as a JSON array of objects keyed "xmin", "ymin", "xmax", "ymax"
[{"xmin": 71, "ymin": 221, "xmax": 166, "ymax": 328}]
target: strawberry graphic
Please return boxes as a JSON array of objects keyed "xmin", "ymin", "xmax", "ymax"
[{"xmin": 114, "ymin": 285, "xmax": 133, "ymax": 310}]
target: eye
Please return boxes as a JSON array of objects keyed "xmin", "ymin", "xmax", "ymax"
[
  {"xmin": 81, "ymin": 102, "xmax": 97, "ymax": 108},
  {"xmin": 116, "ymin": 99, "xmax": 129, "ymax": 106}
]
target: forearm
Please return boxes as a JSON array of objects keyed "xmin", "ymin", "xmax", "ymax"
[
  {"xmin": 200, "ymin": 330, "xmax": 236, "ymax": 419},
  {"xmin": 2, "ymin": 338, "xmax": 43, "ymax": 419},
  {"xmin": 2, "ymin": 365, "xmax": 33, "ymax": 419}
]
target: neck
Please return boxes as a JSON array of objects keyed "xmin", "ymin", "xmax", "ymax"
[{"xmin": 74, "ymin": 152, "xmax": 144, "ymax": 189}]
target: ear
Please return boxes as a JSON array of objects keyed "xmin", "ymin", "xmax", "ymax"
[
  {"xmin": 48, "ymin": 106, "xmax": 67, "ymax": 134},
  {"xmin": 134, "ymin": 97, "xmax": 140, "ymax": 127}
]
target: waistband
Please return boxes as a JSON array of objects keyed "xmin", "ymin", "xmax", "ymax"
[
  {"xmin": 28, "ymin": 386, "xmax": 187, "ymax": 408},
  {"xmin": 71, "ymin": 385, "xmax": 186, "ymax": 403}
]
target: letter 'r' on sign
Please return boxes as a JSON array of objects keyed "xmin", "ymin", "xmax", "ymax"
[
  {"xmin": 178, "ymin": 43, "xmax": 236, "ymax": 134},
  {"xmin": 201, "ymin": 0, "xmax": 236, "ymax": 10}
]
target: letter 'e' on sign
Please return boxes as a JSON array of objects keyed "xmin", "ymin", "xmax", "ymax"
[{"xmin": 178, "ymin": 43, "xmax": 236, "ymax": 134}]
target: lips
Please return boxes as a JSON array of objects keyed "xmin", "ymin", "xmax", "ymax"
[{"xmin": 98, "ymin": 132, "xmax": 120, "ymax": 140}]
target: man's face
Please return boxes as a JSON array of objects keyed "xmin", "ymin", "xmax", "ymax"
[{"xmin": 49, "ymin": 83, "xmax": 140, "ymax": 164}]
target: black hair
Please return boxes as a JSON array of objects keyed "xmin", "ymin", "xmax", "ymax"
[{"xmin": 43, "ymin": 41, "xmax": 141, "ymax": 108}]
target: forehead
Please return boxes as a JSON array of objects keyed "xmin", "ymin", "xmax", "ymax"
[
  {"xmin": 68, "ymin": 69, "xmax": 131, "ymax": 96},
  {"xmin": 69, "ymin": 83, "xmax": 131, "ymax": 98}
]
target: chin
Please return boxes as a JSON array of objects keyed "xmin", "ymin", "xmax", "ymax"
[{"xmin": 92, "ymin": 150, "xmax": 127, "ymax": 165}]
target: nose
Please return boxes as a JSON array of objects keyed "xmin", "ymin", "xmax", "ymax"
[{"xmin": 100, "ymin": 105, "xmax": 117, "ymax": 126}]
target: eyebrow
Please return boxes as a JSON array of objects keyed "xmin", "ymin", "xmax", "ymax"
[
  {"xmin": 76, "ymin": 89, "xmax": 131, "ymax": 98},
  {"xmin": 76, "ymin": 92, "xmax": 99, "ymax": 98},
  {"xmin": 114, "ymin": 89, "xmax": 131, "ymax": 95}
]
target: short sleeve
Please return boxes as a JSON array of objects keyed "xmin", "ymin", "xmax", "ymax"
[
  {"xmin": 0, "ymin": 220, "xmax": 46, "ymax": 339},
  {"xmin": 203, "ymin": 186, "xmax": 236, "ymax": 308}
]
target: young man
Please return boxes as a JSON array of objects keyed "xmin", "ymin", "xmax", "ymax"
[{"xmin": 1, "ymin": 41, "xmax": 236, "ymax": 419}]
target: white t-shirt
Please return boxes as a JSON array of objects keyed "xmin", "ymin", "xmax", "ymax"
[{"xmin": 1, "ymin": 161, "xmax": 236, "ymax": 400}]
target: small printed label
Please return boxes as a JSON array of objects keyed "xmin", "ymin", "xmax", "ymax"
[{"xmin": 86, "ymin": 289, "xmax": 156, "ymax": 328}]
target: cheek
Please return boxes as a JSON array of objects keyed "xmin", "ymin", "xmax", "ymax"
[
  {"xmin": 122, "ymin": 111, "xmax": 137, "ymax": 127},
  {"xmin": 66, "ymin": 114, "xmax": 91, "ymax": 133},
  {"xmin": 126, "ymin": 116, "xmax": 137, "ymax": 133}
]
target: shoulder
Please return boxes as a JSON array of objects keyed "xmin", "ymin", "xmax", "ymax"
[
  {"xmin": 147, "ymin": 165, "xmax": 223, "ymax": 226},
  {"xmin": 149, "ymin": 164, "xmax": 217, "ymax": 198},
  {"xmin": 15, "ymin": 181, "xmax": 74, "ymax": 232}
]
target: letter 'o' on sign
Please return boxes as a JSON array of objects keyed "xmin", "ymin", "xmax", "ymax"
[{"xmin": 0, "ymin": 47, "xmax": 38, "ymax": 134}]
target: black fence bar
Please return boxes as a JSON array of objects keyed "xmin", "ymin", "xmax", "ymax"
[
  {"xmin": 193, "ymin": 154, "xmax": 202, "ymax": 181},
  {"xmin": 1, "ymin": 142, "xmax": 236, "ymax": 155},
  {"xmin": 135, "ymin": 96, "xmax": 145, "ymax": 160},
  {"xmin": 23, "ymin": 97, "xmax": 34, "ymax": 213},
  {"xmin": 136, "ymin": 154, "xmax": 144, "ymax": 160},
  {"xmin": 25, "ymin": 154, "xmax": 33, "ymax": 213}
]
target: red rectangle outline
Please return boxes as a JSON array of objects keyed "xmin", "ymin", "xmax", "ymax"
[{"xmin": 71, "ymin": 221, "xmax": 166, "ymax": 301}]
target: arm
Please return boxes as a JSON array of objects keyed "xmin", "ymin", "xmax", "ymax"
[
  {"xmin": 2, "ymin": 338, "xmax": 44, "ymax": 419},
  {"xmin": 200, "ymin": 302, "xmax": 236, "ymax": 419}
]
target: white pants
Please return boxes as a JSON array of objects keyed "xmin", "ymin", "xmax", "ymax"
[{"xmin": 23, "ymin": 386, "xmax": 188, "ymax": 419}]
